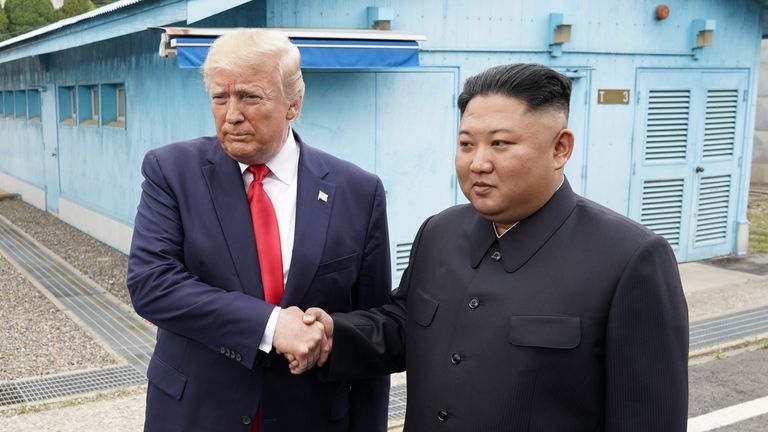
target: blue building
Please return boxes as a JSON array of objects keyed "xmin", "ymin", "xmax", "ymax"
[{"xmin": 0, "ymin": 0, "xmax": 765, "ymax": 281}]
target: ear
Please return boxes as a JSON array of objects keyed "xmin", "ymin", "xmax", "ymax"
[
  {"xmin": 552, "ymin": 128, "xmax": 574, "ymax": 171},
  {"xmin": 286, "ymin": 95, "xmax": 303, "ymax": 121}
]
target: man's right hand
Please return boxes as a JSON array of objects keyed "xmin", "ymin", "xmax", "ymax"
[
  {"xmin": 284, "ymin": 307, "xmax": 334, "ymax": 373},
  {"xmin": 273, "ymin": 306, "xmax": 326, "ymax": 374}
]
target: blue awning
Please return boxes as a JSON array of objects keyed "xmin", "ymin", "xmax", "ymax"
[{"xmin": 162, "ymin": 28, "xmax": 425, "ymax": 69}]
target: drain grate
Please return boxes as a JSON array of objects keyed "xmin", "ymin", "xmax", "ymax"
[
  {"xmin": 388, "ymin": 383, "xmax": 407, "ymax": 421},
  {"xmin": 690, "ymin": 307, "xmax": 768, "ymax": 350},
  {"xmin": 0, "ymin": 366, "xmax": 146, "ymax": 407},
  {"xmin": 0, "ymin": 216, "xmax": 156, "ymax": 373}
]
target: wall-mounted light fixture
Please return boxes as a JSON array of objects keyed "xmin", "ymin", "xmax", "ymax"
[
  {"xmin": 548, "ymin": 13, "xmax": 571, "ymax": 57},
  {"xmin": 368, "ymin": 7, "xmax": 394, "ymax": 30},
  {"xmin": 690, "ymin": 19, "xmax": 716, "ymax": 59},
  {"xmin": 655, "ymin": 5, "xmax": 670, "ymax": 21}
]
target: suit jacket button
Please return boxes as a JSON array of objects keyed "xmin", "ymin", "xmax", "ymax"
[
  {"xmin": 490, "ymin": 250, "xmax": 501, "ymax": 261},
  {"xmin": 241, "ymin": 416, "xmax": 252, "ymax": 425},
  {"xmin": 468, "ymin": 297, "xmax": 480, "ymax": 309},
  {"xmin": 451, "ymin": 352, "xmax": 461, "ymax": 364},
  {"xmin": 437, "ymin": 409, "xmax": 449, "ymax": 421},
  {"xmin": 220, "ymin": 347, "xmax": 226, "ymax": 355},
  {"xmin": 236, "ymin": 353, "xmax": 242, "ymax": 362}
]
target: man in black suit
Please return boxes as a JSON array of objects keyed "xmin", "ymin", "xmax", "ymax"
[{"xmin": 300, "ymin": 63, "xmax": 689, "ymax": 431}]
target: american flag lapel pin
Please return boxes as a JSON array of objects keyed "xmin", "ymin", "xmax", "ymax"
[{"xmin": 318, "ymin": 190, "xmax": 329, "ymax": 202}]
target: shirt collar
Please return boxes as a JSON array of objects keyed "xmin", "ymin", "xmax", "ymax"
[{"xmin": 238, "ymin": 128, "xmax": 299, "ymax": 185}]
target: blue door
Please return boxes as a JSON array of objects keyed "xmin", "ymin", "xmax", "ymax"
[
  {"xmin": 629, "ymin": 70, "xmax": 748, "ymax": 261},
  {"xmin": 297, "ymin": 70, "xmax": 458, "ymax": 285},
  {"xmin": 42, "ymin": 85, "xmax": 60, "ymax": 213}
]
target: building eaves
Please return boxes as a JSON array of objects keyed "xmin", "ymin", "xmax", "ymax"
[{"xmin": 0, "ymin": 0, "xmax": 146, "ymax": 50}]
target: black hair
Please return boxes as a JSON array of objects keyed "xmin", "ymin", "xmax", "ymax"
[{"xmin": 457, "ymin": 63, "xmax": 571, "ymax": 118}]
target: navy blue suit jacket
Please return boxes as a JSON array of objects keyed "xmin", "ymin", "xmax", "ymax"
[{"xmin": 127, "ymin": 132, "xmax": 391, "ymax": 432}]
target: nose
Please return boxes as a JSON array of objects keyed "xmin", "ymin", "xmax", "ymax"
[
  {"xmin": 469, "ymin": 145, "xmax": 492, "ymax": 173},
  {"xmin": 225, "ymin": 99, "xmax": 244, "ymax": 124}
]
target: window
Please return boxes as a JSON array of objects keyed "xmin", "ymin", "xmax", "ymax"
[
  {"xmin": 101, "ymin": 83, "xmax": 126, "ymax": 128},
  {"xmin": 3, "ymin": 91, "xmax": 13, "ymax": 118},
  {"xmin": 27, "ymin": 90, "xmax": 41, "ymax": 122},
  {"xmin": 0, "ymin": 92, "xmax": 4, "ymax": 118},
  {"xmin": 14, "ymin": 90, "xmax": 26, "ymax": 119},
  {"xmin": 77, "ymin": 85, "xmax": 99, "ymax": 126},
  {"xmin": 59, "ymin": 86, "xmax": 76, "ymax": 125}
]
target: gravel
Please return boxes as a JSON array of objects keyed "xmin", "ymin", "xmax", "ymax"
[
  {"xmin": 0, "ymin": 197, "xmax": 130, "ymax": 382},
  {"xmin": 0, "ymin": 254, "xmax": 118, "ymax": 381},
  {"xmin": 0, "ymin": 199, "xmax": 130, "ymax": 306}
]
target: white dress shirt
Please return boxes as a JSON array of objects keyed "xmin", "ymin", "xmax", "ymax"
[{"xmin": 238, "ymin": 129, "xmax": 299, "ymax": 353}]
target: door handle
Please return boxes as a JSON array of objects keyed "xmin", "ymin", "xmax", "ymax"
[
  {"xmin": 695, "ymin": 166, "xmax": 704, "ymax": 173},
  {"xmin": 51, "ymin": 152, "xmax": 57, "ymax": 157}
]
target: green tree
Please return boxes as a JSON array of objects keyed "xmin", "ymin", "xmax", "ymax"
[
  {"xmin": 5, "ymin": 0, "xmax": 57, "ymax": 36},
  {"xmin": 58, "ymin": 0, "xmax": 96, "ymax": 19},
  {"xmin": 0, "ymin": 7, "xmax": 9, "ymax": 42},
  {"xmin": 92, "ymin": 0, "xmax": 117, "ymax": 7}
]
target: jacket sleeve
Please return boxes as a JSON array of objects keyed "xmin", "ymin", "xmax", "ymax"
[
  {"xmin": 604, "ymin": 235, "xmax": 689, "ymax": 431},
  {"xmin": 327, "ymin": 214, "xmax": 433, "ymax": 383},
  {"xmin": 127, "ymin": 150, "xmax": 274, "ymax": 369}
]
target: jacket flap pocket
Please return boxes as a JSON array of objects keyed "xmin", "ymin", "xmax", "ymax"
[
  {"xmin": 315, "ymin": 253, "xmax": 358, "ymax": 277},
  {"xmin": 147, "ymin": 355, "xmax": 188, "ymax": 401},
  {"xmin": 413, "ymin": 289, "xmax": 439, "ymax": 327},
  {"xmin": 508, "ymin": 315, "xmax": 581, "ymax": 349}
]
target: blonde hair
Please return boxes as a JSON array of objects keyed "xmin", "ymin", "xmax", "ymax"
[{"xmin": 202, "ymin": 29, "xmax": 305, "ymax": 104}]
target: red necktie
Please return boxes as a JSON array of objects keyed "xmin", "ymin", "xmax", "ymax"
[{"xmin": 247, "ymin": 164, "xmax": 284, "ymax": 306}]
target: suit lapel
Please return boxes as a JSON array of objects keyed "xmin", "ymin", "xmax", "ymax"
[
  {"xmin": 498, "ymin": 179, "xmax": 579, "ymax": 272},
  {"xmin": 468, "ymin": 178, "xmax": 579, "ymax": 273},
  {"xmin": 201, "ymin": 140, "xmax": 264, "ymax": 299},
  {"xmin": 282, "ymin": 135, "xmax": 335, "ymax": 306}
]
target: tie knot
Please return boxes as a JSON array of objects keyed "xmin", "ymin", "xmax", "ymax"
[{"xmin": 248, "ymin": 164, "xmax": 270, "ymax": 183}]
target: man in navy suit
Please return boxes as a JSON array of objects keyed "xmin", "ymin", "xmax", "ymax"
[{"xmin": 127, "ymin": 29, "xmax": 391, "ymax": 432}]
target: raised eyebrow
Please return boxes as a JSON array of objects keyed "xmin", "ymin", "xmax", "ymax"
[
  {"xmin": 489, "ymin": 128, "xmax": 514, "ymax": 134},
  {"xmin": 458, "ymin": 130, "xmax": 474, "ymax": 136}
]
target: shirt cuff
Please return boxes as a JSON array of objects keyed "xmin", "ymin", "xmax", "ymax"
[{"xmin": 259, "ymin": 306, "xmax": 281, "ymax": 353}]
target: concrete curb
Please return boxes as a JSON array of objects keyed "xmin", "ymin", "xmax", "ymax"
[{"xmin": 688, "ymin": 332, "xmax": 768, "ymax": 365}]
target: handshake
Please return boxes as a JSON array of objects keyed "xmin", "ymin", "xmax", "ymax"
[{"xmin": 272, "ymin": 306, "xmax": 334, "ymax": 375}]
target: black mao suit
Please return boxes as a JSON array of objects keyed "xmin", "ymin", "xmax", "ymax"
[{"xmin": 328, "ymin": 179, "xmax": 689, "ymax": 431}]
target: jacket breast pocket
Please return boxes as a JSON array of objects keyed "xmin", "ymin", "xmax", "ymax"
[
  {"xmin": 315, "ymin": 253, "xmax": 358, "ymax": 277},
  {"xmin": 508, "ymin": 315, "xmax": 581, "ymax": 349},
  {"xmin": 412, "ymin": 289, "xmax": 439, "ymax": 327}
]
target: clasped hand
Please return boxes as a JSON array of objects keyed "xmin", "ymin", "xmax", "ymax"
[{"xmin": 272, "ymin": 306, "xmax": 333, "ymax": 374}]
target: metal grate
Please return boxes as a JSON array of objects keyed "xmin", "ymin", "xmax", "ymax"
[
  {"xmin": 388, "ymin": 383, "xmax": 407, "ymax": 421},
  {"xmin": 694, "ymin": 175, "xmax": 731, "ymax": 244},
  {"xmin": 640, "ymin": 178, "xmax": 684, "ymax": 247},
  {"xmin": 703, "ymin": 89, "xmax": 738, "ymax": 158},
  {"xmin": 0, "ymin": 215, "xmax": 156, "ymax": 374},
  {"xmin": 690, "ymin": 307, "xmax": 768, "ymax": 350},
  {"xmin": 644, "ymin": 90, "xmax": 690, "ymax": 161},
  {"xmin": 0, "ymin": 366, "xmax": 145, "ymax": 407}
]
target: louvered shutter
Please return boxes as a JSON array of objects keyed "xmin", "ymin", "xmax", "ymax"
[
  {"xmin": 694, "ymin": 175, "xmax": 731, "ymax": 244},
  {"xmin": 702, "ymin": 90, "xmax": 738, "ymax": 158},
  {"xmin": 394, "ymin": 242, "xmax": 412, "ymax": 284},
  {"xmin": 644, "ymin": 90, "xmax": 691, "ymax": 161},
  {"xmin": 640, "ymin": 179, "xmax": 685, "ymax": 247}
]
